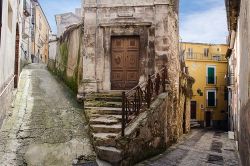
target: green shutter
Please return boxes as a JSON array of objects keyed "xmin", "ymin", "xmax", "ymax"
[
  {"xmin": 208, "ymin": 67, "xmax": 215, "ymax": 84},
  {"xmin": 208, "ymin": 91, "xmax": 215, "ymax": 106}
]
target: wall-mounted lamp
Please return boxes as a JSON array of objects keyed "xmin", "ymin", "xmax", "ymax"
[{"xmin": 197, "ymin": 89, "xmax": 203, "ymax": 96}]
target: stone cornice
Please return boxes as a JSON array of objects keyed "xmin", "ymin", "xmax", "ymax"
[{"xmin": 84, "ymin": 0, "xmax": 170, "ymax": 8}]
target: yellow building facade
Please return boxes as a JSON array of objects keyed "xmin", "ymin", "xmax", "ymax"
[
  {"xmin": 31, "ymin": 2, "xmax": 50, "ymax": 64},
  {"xmin": 181, "ymin": 42, "xmax": 228, "ymax": 129}
]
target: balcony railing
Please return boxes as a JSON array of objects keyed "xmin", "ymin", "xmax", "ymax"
[
  {"xmin": 227, "ymin": 73, "xmax": 235, "ymax": 86},
  {"xmin": 184, "ymin": 52, "xmax": 227, "ymax": 61},
  {"xmin": 23, "ymin": 0, "xmax": 31, "ymax": 17}
]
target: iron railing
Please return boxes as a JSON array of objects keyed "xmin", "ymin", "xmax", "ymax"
[
  {"xmin": 121, "ymin": 66, "xmax": 168, "ymax": 136},
  {"xmin": 184, "ymin": 52, "xmax": 227, "ymax": 61}
]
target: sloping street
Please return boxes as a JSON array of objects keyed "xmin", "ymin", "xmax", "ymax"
[
  {"xmin": 0, "ymin": 64, "xmax": 95, "ymax": 166},
  {"xmin": 137, "ymin": 129, "xmax": 240, "ymax": 166}
]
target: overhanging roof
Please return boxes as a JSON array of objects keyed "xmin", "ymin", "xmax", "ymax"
[{"xmin": 225, "ymin": 0, "xmax": 241, "ymax": 31}]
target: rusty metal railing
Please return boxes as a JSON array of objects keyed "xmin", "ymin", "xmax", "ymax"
[{"xmin": 121, "ymin": 66, "xmax": 168, "ymax": 136}]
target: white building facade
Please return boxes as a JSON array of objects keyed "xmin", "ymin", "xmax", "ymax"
[
  {"xmin": 226, "ymin": 0, "xmax": 250, "ymax": 165},
  {"xmin": 0, "ymin": 0, "xmax": 20, "ymax": 127}
]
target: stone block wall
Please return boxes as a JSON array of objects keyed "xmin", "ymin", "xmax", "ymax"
[
  {"xmin": 117, "ymin": 93, "xmax": 168, "ymax": 165},
  {"xmin": 81, "ymin": 0, "xmax": 180, "ymax": 93},
  {"xmin": 116, "ymin": 84, "xmax": 193, "ymax": 165},
  {"xmin": 51, "ymin": 24, "xmax": 83, "ymax": 93}
]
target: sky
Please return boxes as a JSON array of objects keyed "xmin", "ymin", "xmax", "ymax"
[
  {"xmin": 180, "ymin": 0, "xmax": 228, "ymax": 44},
  {"xmin": 39, "ymin": 0, "xmax": 228, "ymax": 44},
  {"xmin": 39, "ymin": 0, "xmax": 81, "ymax": 33}
]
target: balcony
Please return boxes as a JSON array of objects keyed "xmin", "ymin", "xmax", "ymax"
[
  {"xmin": 184, "ymin": 52, "xmax": 227, "ymax": 61},
  {"xmin": 227, "ymin": 73, "xmax": 235, "ymax": 86},
  {"xmin": 23, "ymin": 0, "xmax": 31, "ymax": 17}
]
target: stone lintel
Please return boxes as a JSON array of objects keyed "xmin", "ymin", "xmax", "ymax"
[{"xmin": 99, "ymin": 22, "xmax": 152, "ymax": 28}]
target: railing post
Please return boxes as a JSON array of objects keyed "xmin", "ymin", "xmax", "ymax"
[
  {"xmin": 122, "ymin": 91, "xmax": 126, "ymax": 137},
  {"xmin": 146, "ymin": 75, "xmax": 152, "ymax": 108},
  {"xmin": 155, "ymin": 73, "xmax": 160, "ymax": 95},
  {"xmin": 162, "ymin": 67, "xmax": 167, "ymax": 92}
]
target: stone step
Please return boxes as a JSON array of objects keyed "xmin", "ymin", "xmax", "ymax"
[
  {"xmin": 86, "ymin": 107, "xmax": 122, "ymax": 115},
  {"xmin": 96, "ymin": 146, "xmax": 122, "ymax": 164},
  {"xmin": 93, "ymin": 133, "xmax": 118, "ymax": 146},
  {"xmin": 90, "ymin": 114, "xmax": 123, "ymax": 121},
  {"xmin": 191, "ymin": 119, "xmax": 199, "ymax": 122},
  {"xmin": 191, "ymin": 123, "xmax": 200, "ymax": 128},
  {"xmin": 85, "ymin": 101, "xmax": 122, "ymax": 108},
  {"xmin": 90, "ymin": 116, "xmax": 120, "ymax": 125},
  {"xmin": 91, "ymin": 124, "xmax": 122, "ymax": 133},
  {"xmin": 86, "ymin": 96, "xmax": 122, "ymax": 102},
  {"xmin": 86, "ymin": 92, "xmax": 122, "ymax": 101}
]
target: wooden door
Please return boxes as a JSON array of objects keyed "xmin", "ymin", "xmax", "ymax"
[
  {"xmin": 111, "ymin": 36, "xmax": 139, "ymax": 90},
  {"xmin": 206, "ymin": 111, "xmax": 211, "ymax": 127},
  {"xmin": 191, "ymin": 101, "xmax": 197, "ymax": 119}
]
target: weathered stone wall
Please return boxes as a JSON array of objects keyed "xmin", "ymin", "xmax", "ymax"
[
  {"xmin": 50, "ymin": 24, "xmax": 83, "ymax": 93},
  {"xmin": 80, "ymin": 1, "xmax": 196, "ymax": 163},
  {"xmin": 117, "ymin": 93, "xmax": 168, "ymax": 165},
  {"xmin": 80, "ymin": 0, "xmax": 180, "ymax": 93},
  {"xmin": 237, "ymin": 0, "xmax": 250, "ymax": 165},
  {"xmin": 115, "ymin": 82, "xmax": 193, "ymax": 165},
  {"xmin": 55, "ymin": 13, "xmax": 82, "ymax": 37}
]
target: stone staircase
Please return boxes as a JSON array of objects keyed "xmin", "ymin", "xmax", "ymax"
[
  {"xmin": 84, "ymin": 92, "xmax": 124, "ymax": 165},
  {"xmin": 190, "ymin": 119, "xmax": 201, "ymax": 128}
]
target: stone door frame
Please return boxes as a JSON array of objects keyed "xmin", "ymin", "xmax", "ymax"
[{"xmin": 100, "ymin": 22, "xmax": 154, "ymax": 91}]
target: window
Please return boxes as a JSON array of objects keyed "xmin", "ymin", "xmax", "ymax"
[
  {"xmin": 204, "ymin": 48, "xmax": 209, "ymax": 57},
  {"xmin": 207, "ymin": 90, "xmax": 216, "ymax": 107},
  {"xmin": 212, "ymin": 55, "xmax": 221, "ymax": 61},
  {"xmin": 8, "ymin": 1, "xmax": 13, "ymax": 32},
  {"xmin": 207, "ymin": 66, "xmax": 216, "ymax": 84},
  {"xmin": 187, "ymin": 48, "xmax": 193, "ymax": 57}
]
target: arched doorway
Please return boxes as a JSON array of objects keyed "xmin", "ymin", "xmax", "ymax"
[{"xmin": 14, "ymin": 24, "xmax": 19, "ymax": 88}]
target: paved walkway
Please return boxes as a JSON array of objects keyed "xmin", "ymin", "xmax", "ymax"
[
  {"xmin": 0, "ymin": 64, "xmax": 95, "ymax": 166},
  {"xmin": 137, "ymin": 129, "xmax": 240, "ymax": 166}
]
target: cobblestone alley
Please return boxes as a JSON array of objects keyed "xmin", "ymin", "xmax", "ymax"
[
  {"xmin": 0, "ymin": 64, "xmax": 95, "ymax": 166},
  {"xmin": 137, "ymin": 129, "xmax": 240, "ymax": 166}
]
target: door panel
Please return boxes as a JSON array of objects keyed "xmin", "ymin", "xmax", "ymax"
[
  {"xmin": 111, "ymin": 36, "xmax": 139, "ymax": 90},
  {"xmin": 206, "ymin": 111, "xmax": 211, "ymax": 127},
  {"xmin": 112, "ymin": 51, "xmax": 124, "ymax": 69},
  {"xmin": 126, "ymin": 51, "xmax": 139, "ymax": 69},
  {"xmin": 191, "ymin": 101, "xmax": 197, "ymax": 119}
]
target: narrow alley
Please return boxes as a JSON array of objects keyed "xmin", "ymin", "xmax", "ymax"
[
  {"xmin": 1, "ymin": 0, "xmax": 250, "ymax": 165},
  {"xmin": 137, "ymin": 129, "xmax": 240, "ymax": 166},
  {"xmin": 0, "ymin": 64, "xmax": 95, "ymax": 165}
]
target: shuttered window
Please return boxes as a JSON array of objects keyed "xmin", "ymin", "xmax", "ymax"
[
  {"xmin": 207, "ymin": 66, "xmax": 215, "ymax": 84},
  {"xmin": 204, "ymin": 48, "xmax": 209, "ymax": 57},
  {"xmin": 207, "ymin": 90, "xmax": 216, "ymax": 107}
]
